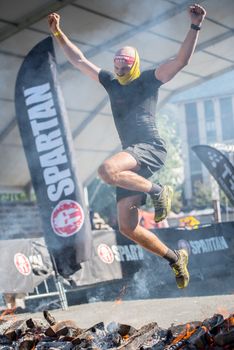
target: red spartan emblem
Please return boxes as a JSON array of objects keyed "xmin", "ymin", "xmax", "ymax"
[
  {"xmin": 97, "ymin": 243, "xmax": 114, "ymax": 264},
  {"xmin": 51, "ymin": 200, "xmax": 84, "ymax": 237},
  {"xmin": 14, "ymin": 253, "xmax": 31, "ymax": 276}
]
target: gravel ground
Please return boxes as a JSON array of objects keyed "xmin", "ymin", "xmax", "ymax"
[{"xmin": 15, "ymin": 294, "xmax": 234, "ymax": 329}]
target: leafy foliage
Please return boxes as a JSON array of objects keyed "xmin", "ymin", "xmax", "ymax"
[
  {"xmin": 145, "ymin": 110, "xmax": 184, "ymax": 212},
  {"xmin": 88, "ymin": 178, "xmax": 117, "ymax": 225},
  {"xmin": 192, "ymin": 179, "xmax": 232, "ymax": 210},
  {"xmin": 192, "ymin": 180, "xmax": 212, "ymax": 208}
]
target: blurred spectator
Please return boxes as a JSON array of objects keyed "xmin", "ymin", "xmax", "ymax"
[
  {"xmin": 179, "ymin": 216, "xmax": 200, "ymax": 229},
  {"xmin": 89, "ymin": 208, "xmax": 95, "ymax": 230},
  {"xmin": 3, "ymin": 293, "xmax": 26, "ymax": 309},
  {"xmin": 92, "ymin": 212, "xmax": 112, "ymax": 230},
  {"xmin": 140, "ymin": 210, "xmax": 169, "ymax": 229}
]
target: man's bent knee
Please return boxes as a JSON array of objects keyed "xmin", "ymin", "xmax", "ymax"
[{"xmin": 98, "ymin": 162, "xmax": 117, "ymax": 185}]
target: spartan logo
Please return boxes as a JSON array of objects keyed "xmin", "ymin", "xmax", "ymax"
[
  {"xmin": 97, "ymin": 243, "xmax": 144, "ymax": 263},
  {"xmin": 14, "ymin": 253, "xmax": 32, "ymax": 276},
  {"xmin": 51, "ymin": 200, "xmax": 84, "ymax": 237},
  {"xmin": 97, "ymin": 244, "xmax": 115, "ymax": 264},
  {"xmin": 23, "ymin": 82, "xmax": 75, "ymax": 202}
]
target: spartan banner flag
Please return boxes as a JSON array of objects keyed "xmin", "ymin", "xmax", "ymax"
[
  {"xmin": 0, "ymin": 239, "xmax": 34, "ymax": 293},
  {"xmin": 0, "ymin": 238, "xmax": 53, "ymax": 293},
  {"xmin": 192, "ymin": 145, "xmax": 234, "ymax": 205},
  {"xmin": 15, "ymin": 37, "xmax": 92, "ymax": 278}
]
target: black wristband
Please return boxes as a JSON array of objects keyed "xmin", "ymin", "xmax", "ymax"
[{"xmin": 191, "ymin": 23, "xmax": 201, "ymax": 31}]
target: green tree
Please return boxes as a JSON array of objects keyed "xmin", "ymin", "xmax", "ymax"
[
  {"xmin": 88, "ymin": 178, "xmax": 116, "ymax": 225},
  {"xmin": 191, "ymin": 179, "xmax": 233, "ymax": 211},
  {"xmin": 145, "ymin": 110, "xmax": 184, "ymax": 212},
  {"xmin": 192, "ymin": 180, "xmax": 212, "ymax": 209}
]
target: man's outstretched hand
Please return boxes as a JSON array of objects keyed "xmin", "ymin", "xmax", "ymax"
[
  {"xmin": 48, "ymin": 12, "xmax": 61, "ymax": 34},
  {"xmin": 189, "ymin": 3, "xmax": 206, "ymax": 26}
]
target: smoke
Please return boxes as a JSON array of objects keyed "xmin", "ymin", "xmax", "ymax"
[{"xmin": 85, "ymin": 250, "xmax": 177, "ymax": 304}]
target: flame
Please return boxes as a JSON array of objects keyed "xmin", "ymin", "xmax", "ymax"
[
  {"xmin": 123, "ymin": 334, "xmax": 130, "ymax": 340},
  {"xmin": 229, "ymin": 316, "xmax": 234, "ymax": 326},
  {"xmin": 227, "ymin": 315, "xmax": 234, "ymax": 329},
  {"xmin": 114, "ymin": 285, "xmax": 127, "ymax": 305},
  {"xmin": 171, "ymin": 323, "xmax": 197, "ymax": 344}
]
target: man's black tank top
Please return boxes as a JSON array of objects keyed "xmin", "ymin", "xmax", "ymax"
[{"xmin": 99, "ymin": 69, "xmax": 164, "ymax": 148}]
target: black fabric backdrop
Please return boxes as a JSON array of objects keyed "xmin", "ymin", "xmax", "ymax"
[
  {"xmin": 76, "ymin": 222, "xmax": 234, "ymax": 295},
  {"xmin": 79, "ymin": 222, "xmax": 234, "ymax": 300},
  {"xmin": 192, "ymin": 145, "xmax": 234, "ymax": 205},
  {"xmin": 14, "ymin": 37, "xmax": 92, "ymax": 278},
  {"xmin": 1, "ymin": 222, "xmax": 233, "ymax": 295}
]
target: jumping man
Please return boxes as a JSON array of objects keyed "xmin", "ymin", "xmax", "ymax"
[{"xmin": 48, "ymin": 3, "xmax": 206, "ymax": 288}]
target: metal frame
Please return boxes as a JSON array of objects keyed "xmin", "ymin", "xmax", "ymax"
[
  {"xmin": 0, "ymin": 0, "xmax": 233, "ymax": 190},
  {"xmin": 0, "ymin": 0, "xmax": 77, "ymax": 42},
  {"xmin": 25, "ymin": 273, "xmax": 68, "ymax": 310}
]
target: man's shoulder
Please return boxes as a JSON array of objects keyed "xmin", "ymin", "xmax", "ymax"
[
  {"xmin": 141, "ymin": 68, "xmax": 155, "ymax": 75},
  {"xmin": 140, "ymin": 69, "xmax": 163, "ymax": 87},
  {"xmin": 99, "ymin": 69, "xmax": 115, "ymax": 82},
  {"xmin": 98, "ymin": 69, "xmax": 116, "ymax": 91}
]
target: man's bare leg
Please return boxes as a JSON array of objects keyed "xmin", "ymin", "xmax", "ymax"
[
  {"xmin": 118, "ymin": 194, "xmax": 170, "ymax": 257},
  {"xmin": 98, "ymin": 151, "xmax": 158, "ymax": 192},
  {"xmin": 98, "ymin": 151, "xmax": 173, "ymax": 223},
  {"xmin": 117, "ymin": 194, "xmax": 190, "ymax": 288}
]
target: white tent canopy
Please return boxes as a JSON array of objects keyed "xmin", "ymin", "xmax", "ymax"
[{"xmin": 0, "ymin": 0, "xmax": 234, "ymax": 192}]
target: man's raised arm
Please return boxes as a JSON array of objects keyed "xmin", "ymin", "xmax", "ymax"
[
  {"xmin": 48, "ymin": 13, "xmax": 101, "ymax": 82},
  {"xmin": 155, "ymin": 3, "xmax": 206, "ymax": 84}
]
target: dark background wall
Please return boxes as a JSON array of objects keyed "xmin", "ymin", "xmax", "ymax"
[{"xmin": 0, "ymin": 202, "xmax": 43, "ymax": 239}]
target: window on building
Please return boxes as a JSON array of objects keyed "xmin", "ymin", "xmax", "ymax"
[
  {"xmin": 220, "ymin": 97, "xmax": 234, "ymax": 140},
  {"xmin": 185, "ymin": 102, "xmax": 200, "ymax": 146},
  {"xmin": 185, "ymin": 102, "xmax": 202, "ymax": 175},
  {"xmin": 204, "ymin": 100, "xmax": 216, "ymax": 143},
  {"xmin": 189, "ymin": 151, "xmax": 202, "ymax": 173}
]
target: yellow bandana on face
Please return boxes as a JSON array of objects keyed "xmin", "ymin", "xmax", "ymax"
[{"xmin": 115, "ymin": 49, "xmax": 140, "ymax": 85}]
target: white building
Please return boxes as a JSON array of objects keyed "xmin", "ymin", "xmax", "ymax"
[{"xmin": 170, "ymin": 71, "xmax": 234, "ymax": 204}]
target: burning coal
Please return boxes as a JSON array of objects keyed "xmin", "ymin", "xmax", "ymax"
[{"xmin": 0, "ymin": 310, "xmax": 233, "ymax": 349}]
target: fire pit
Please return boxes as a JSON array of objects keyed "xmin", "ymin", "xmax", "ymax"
[{"xmin": 0, "ymin": 310, "xmax": 233, "ymax": 349}]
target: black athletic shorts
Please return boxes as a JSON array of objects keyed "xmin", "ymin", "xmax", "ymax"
[{"xmin": 116, "ymin": 139, "xmax": 167, "ymax": 204}]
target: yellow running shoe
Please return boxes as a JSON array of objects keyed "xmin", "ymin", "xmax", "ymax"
[
  {"xmin": 170, "ymin": 249, "xmax": 190, "ymax": 289},
  {"xmin": 151, "ymin": 185, "xmax": 173, "ymax": 223}
]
